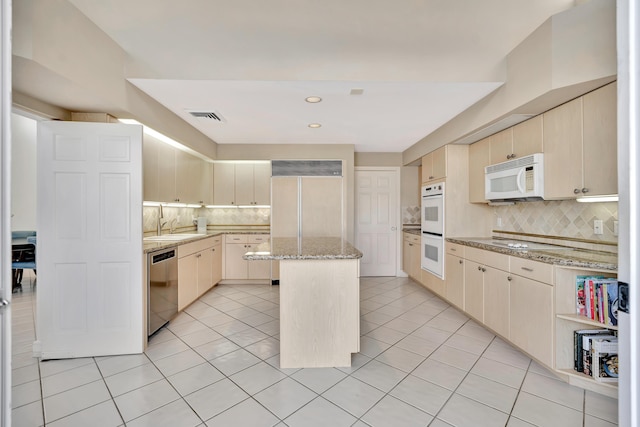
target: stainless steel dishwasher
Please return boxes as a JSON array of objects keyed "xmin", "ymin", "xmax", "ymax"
[{"xmin": 148, "ymin": 247, "xmax": 178, "ymax": 337}]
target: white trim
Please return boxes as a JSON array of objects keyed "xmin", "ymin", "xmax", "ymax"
[
  {"xmin": 0, "ymin": 0, "xmax": 11, "ymax": 424},
  {"xmin": 355, "ymin": 166, "xmax": 403, "ymax": 277}
]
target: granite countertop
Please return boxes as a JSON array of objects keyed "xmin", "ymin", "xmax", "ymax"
[
  {"xmin": 144, "ymin": 229, "xmax": 270, "ymax": 253},
  {"xmin": 243, "ymin": 237, "xmax": 363, "ymax": 260},
  {"xmin": 446, "ymin": 237, "xmax": 618, "ymax": 271},
  {"xmin": 403, "ymin": 228, "xmax": 421, "ymax": 236}
]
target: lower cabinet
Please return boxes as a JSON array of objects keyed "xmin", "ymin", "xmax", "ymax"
[
  {"xmin": 510, "ymin": 272, "xmax": 554, "ymax": 367},
  {"xmin": 444, "ymin": 243, "xmax": 465, "ymax": 309},
  {"xmin": 177, "ymin": 236, "xmax": 222, "ymax": 311},
  {"xmin": 483, "ymin": 266, "xmax": 510, "ymax": 339},
  {"xmin": 224, "ymin": 234, "xmax": 271, "ymax": 280},
  {"xmin": 403, "ymin": 232, "xmax": 421, "ymax": 281},
  {"xmin": 464, "ymin": 260, "xmax": 484, "ymax": 322}
]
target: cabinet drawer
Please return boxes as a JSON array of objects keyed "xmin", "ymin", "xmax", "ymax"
[
  {"xmin": 464, "ymin": 247, "xmax": 509, "ymax": 271},
  {"xmin": 248, "ymin": 234, "xmax": 270, "ymax": 244},
  {"xmin": 178, "ymin": 237, "xmax": 215, "ymax": 258},
  {"xmin": 226, "ymin": 234, "xmax": 248, "ymax": 244},
  {"xmin": 446, "ymin": 242, "xmax": 465, "ymax": 257},
  {"xmin": 210, "ymin": 235, "xmax": 223, "ymax": 246},
  {"xmin": 510, "ymin": 257, "xmax": 553, "ymax": 285}
]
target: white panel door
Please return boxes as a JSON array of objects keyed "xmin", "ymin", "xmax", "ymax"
[
  {"xmin": 36, "ymin": 121, "xmax": 144, "ymax": 359},
  {"xmin": 356, "ymin": 169, "xmax": 398, "ymax": 276}
]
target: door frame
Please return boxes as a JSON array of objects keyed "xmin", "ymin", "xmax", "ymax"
[
  {"xmin": 354, "ymin": 167, "xmax": 402, "ymax": 276},
  {"xmin": 1, "ymin": 0, "xmax": 11, "ymax": 424}
]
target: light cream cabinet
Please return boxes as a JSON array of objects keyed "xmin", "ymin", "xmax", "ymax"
[
  {"xmin": 468, "ymin": 136, "xmax": 492, "ymax": 203},
  {"xmin": 464, "ymin": 259, "xmax": 484, "ymax": 322},
  {"xmin": 224, "ymin": 234, "xmax": 271, "ymax": 280},
  {"xmin": 490, "ymin": 116, "xmax": 543, "ymax": 164},
  {"xmin": 213, "ymin": 162, "xmax": 271, "ymax": 206},
  {"xmin": 421, "ymin": 146, "xmax": 447, "ymax": 183},
  {"xmin": 544, "ymin": 82, "xmax": 617, "ymax": 199},
  {"xmin": 483, "ymin": 265, "xmax": 511, "ymax": 339},
  {"xmin": 444, "ymin": 242, "xmax": 465, "ymax": 309},
  {"xmin": 143, "ymin": 136, "xmax": 212, "ymax": 204},
  {"xmin": 178, "ymin": 236, "xmax": 218, "ymax": 310},
  {"xmin": 211, "ymin": 237, "xmax": 223, "ymax": 285},
  {"xmin": 402, "ymin": 232, "xmax": 421, "ymax": 281}
]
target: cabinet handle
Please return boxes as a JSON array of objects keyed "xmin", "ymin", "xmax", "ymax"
[
  {"xmin": 429, "ymin": 175, "xmax": 434, "ymax": 179},
  {"xmin": 196, "ymin": 254, "xmax": 201, "ymax": 258},
  {"xmin": 450, "ymin": 248, "xmax": 456, "ymax": 252},
  {"xmin": 521, "ymin": 267, "xmax": 534, "ymax": 272},
  {"xmin": 482, "ymin": 267, "xmax": 486, "ymax": 272},
  {"xmin": 459, "ymin": 260, "xmax": 463, "ymax": 264},
  {"xmin": 573, "ymin": 188, "xmax": 581, "ymax": 194},
  {"xmin": 507, "ymin": 276, "xmax": 512, "ymax": 281},
  {"xmin": 478, "ymin": 266, "xmax": 482, "ymax": 271},
  {"xmin": 581, "ymin": 188, "xmax": 589, "ymax": 194},
  {"xmin": 408, "ymin": 243, "xmax": 413, "ymax": 247}
]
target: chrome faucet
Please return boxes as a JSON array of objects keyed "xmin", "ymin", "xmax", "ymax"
[{"xmin": 157, "ymin": 205, "xmax": 167, "ymax": 236}]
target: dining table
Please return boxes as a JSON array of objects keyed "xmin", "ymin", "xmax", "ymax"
[{"xmin": 12, "ymin": 237, "xmax": 36, "ymax": 292}]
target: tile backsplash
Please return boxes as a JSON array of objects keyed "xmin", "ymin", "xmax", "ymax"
[
  {"xmin": 402, "ymin": 205, "xmax": 420, "ymax": 225},
  {"xmin": 491, "ymin": 200, "xmax": 618, "ymax": 244},
  {"xmin": 143, "ymin": 206, "xmax": 270, "ymax": 233}
]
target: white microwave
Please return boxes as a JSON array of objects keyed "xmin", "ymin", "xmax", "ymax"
[{"xmin": 485, "ymin": 153, "xmax": 544, "ymax": 201}]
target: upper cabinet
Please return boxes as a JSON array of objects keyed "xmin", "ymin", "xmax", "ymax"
[
  {"xmin": 489, "ymin": 116, "xmax": 543, "ymax": 164},
  {"xmin": 421, "ymin": 146, "xmax": 447, "ymax": 183},
  {"xmin": 544, "ymin": 82, "xmax": 617, "ymax": 199},
  {"xmin": 468, "ymin": 136, "xmax": 492, "ymax": 203},
  {"xmin": 213, "ymin": 161, "xmax": 271, "ymax": 206},
  {"xmin": 143, "ymin": 136, "xmax": 212, "ymax": 204}
]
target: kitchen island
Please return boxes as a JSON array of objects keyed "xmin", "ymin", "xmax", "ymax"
[{"xmin": 244, "ymin": 237, "xmax": 363, "ymax": 368}]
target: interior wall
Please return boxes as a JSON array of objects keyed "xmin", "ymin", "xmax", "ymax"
[{"xmin": 10, "ymin": 112, "xmax": 37, "ymax": 231}]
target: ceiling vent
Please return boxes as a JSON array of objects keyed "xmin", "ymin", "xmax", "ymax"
[{"xmin": 187, "ymin": 110, "xmax": 226, "ymax": 123}]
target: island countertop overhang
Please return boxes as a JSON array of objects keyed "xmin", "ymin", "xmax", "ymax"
[{"xmin": 243, "ymin": 237, "xmax": 363, "ymax": 260}]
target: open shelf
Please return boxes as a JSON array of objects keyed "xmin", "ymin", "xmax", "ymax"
[
  {"xmin": 556, "ymin": 313, "xmax": 618, "ymax": 331},
  {"xmin": 556, "ymin": 368, "xmax": 618, "ymax": 399}
]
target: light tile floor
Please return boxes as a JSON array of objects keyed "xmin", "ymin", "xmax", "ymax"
[{"xmin": 10, "ymin": 273, "xmax": 619, "ymax": 426}]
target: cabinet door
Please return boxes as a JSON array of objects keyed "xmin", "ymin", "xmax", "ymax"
[
  {"xmin": 403, "ymin": 237, "xmax": 412, "ymax": 276},
  {"xmin": 509, "ymin": 275, "xmax": 554, "ymax": 367},
  {"xmin": 199, "ymin": 162, "xmax": 213, "ymax": 205},
  {"xmin": 431, "ymin": 146, "xmax": 447, "ymax": 181},
  {"xmin": 178, "ymin": 254, "xmax": 198, "ymax": 311},
  {"xmin": 468, "ymin": 137, "xmax": 491, "ymax": 203},
  {"xmin": 176, "ymin": 150, "xmax": 201, "ymax": 204},
  {"xmin": 421, "ymin": 152, "xmax": 433, "ymax": 183},
  {"xmin": 225, "ymin": 243, "xmax": 249, "ymax": 279},
  {"xmin": 543, "ymin": 97, "xmax": 583, "ymax": 199},
  {"xmin": 142, "ymin": 136, "xmax": 159, "ymax": 202},
  {"xmin": 253, "ymin": 162, "xmax": 272, "ymax": 205},
  {"xmin": 272, "ymin": 177, "xmax": 299, "ymax": 238},
  {"xmin": 235, "ymin": 163, "xmax": 255, "ymax": 205},
  {"xmin": 213, "ymin": 163, "xmax": 236, "ymax": 205},
  {"xmin": 197, "ymin": 248, "xmax": 214, "ymax": 296},
  {"xmin": 582, "ymin": 82, "xmax": 617, "ymax": 197},
  {"xmin": 512, "ymin": 115, "xmax": 543, "ymax": 159},
  {"xmin": 301, "ymin": 177, "xmax": 343, "ymax": 237},
  {"xmin": 464, "ymin": 260, "xmax": 484, "ymax": 322},
  {"xmin": 247, "ymin": 244, "xmax": 271, "ymax": 279},
  {"xmin": 211, "ymin": 244, "xmax": 222, "ymax": 285},
  {"xmin": 445, "ymin": 254, "xmax": 464, "ymax": 309},
  {"xmin": 410, "ymin": 239, "xmax": 421, "ymax": 280},
  {"xmin": 157, "ymin": 143, "xmax": 177, "ymax": 202},
  {"xmin": 483, "ymin": 267, "xmax": 510, "ymax": 338},
  {"xmin": 490, "ymin": 128, "xmax": 514, "ymax": 164}
]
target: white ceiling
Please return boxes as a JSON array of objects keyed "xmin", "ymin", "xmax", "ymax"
[{"xmin": 64, "ymin": 0, "xmax": 577, "ymax": 152}]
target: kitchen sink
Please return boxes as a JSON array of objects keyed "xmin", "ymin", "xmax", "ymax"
[{"xmin": 144, "ymin": 234, "xmax": 203, "ymax": 241}]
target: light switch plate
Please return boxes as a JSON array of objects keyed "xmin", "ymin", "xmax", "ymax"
[{"xmin": 594, "ymin": 219, "xmax": 604, "ymax": 235}]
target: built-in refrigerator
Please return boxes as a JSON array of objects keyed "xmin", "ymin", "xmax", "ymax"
[{"xmin": 270, "ymin": 160, "xmax": 345, "ymax": 280}]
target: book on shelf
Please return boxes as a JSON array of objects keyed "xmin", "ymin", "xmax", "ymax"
[
  {"xmin": 575, "ymin": 276, "xmax": 618, "ymax": 326},
  {"xmin": 574, "ymin": 329, "xmax": 611, "ymax": 373},
  {"xmin": 583, "ymin": 334, "xmax": 617, "ymax": 377},
  {"xmin": 591, "ymin": 337, "xmax": 618, "ymax": 383}
]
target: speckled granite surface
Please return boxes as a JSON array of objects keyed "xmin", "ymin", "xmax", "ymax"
[
  {"xmin": 144, "ymin": 230, "xmax": 269, "ymax": 253},
  {"xmin": 446, "ymin": 237, "xmax": 618, "ymax": 271},
  {"xmin": 243, "ymin": 237, "xmax": 363, "ymax": 260},
  {"xmin": 403, "ymin": 228, "xmax": 421, "ymax": 236}
]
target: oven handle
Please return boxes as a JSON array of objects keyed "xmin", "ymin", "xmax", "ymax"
[{"xmin": 422, "ymin": 231, "xmax": 443, "ymax": 238}]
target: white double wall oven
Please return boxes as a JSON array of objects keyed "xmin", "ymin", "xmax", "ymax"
[{"xmin": 421, "ymin": 182, "xmax": 445, "ymax": 279}]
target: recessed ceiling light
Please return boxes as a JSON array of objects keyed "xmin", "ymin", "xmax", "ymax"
[
  {"xmin": 308, "ymin": 123, "xmax": 322, "ymax": 128},
  {"xmin": 305, "ymin": 96, "xmax": 322, "ymax": 103}
]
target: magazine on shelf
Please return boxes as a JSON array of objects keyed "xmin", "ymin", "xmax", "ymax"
[
  {"xmin": 574, "ymin": 329, "xmax": 611, "ymax": 372},
  {"xmin": 591, "ymin": 337, "xmax": 618, "ymax": 383},
  {"xmin": 583, "ymin": 334, "xmax": 616, "ymax": 377}
]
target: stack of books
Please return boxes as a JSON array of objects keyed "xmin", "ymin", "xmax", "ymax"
[
  {"xmin": 574, "ymin": 329, "xmax": 618, "ymax": 383},
  {"xmin": 575, "ymin": 276, "xmax": 619, "ymax": 326}
]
